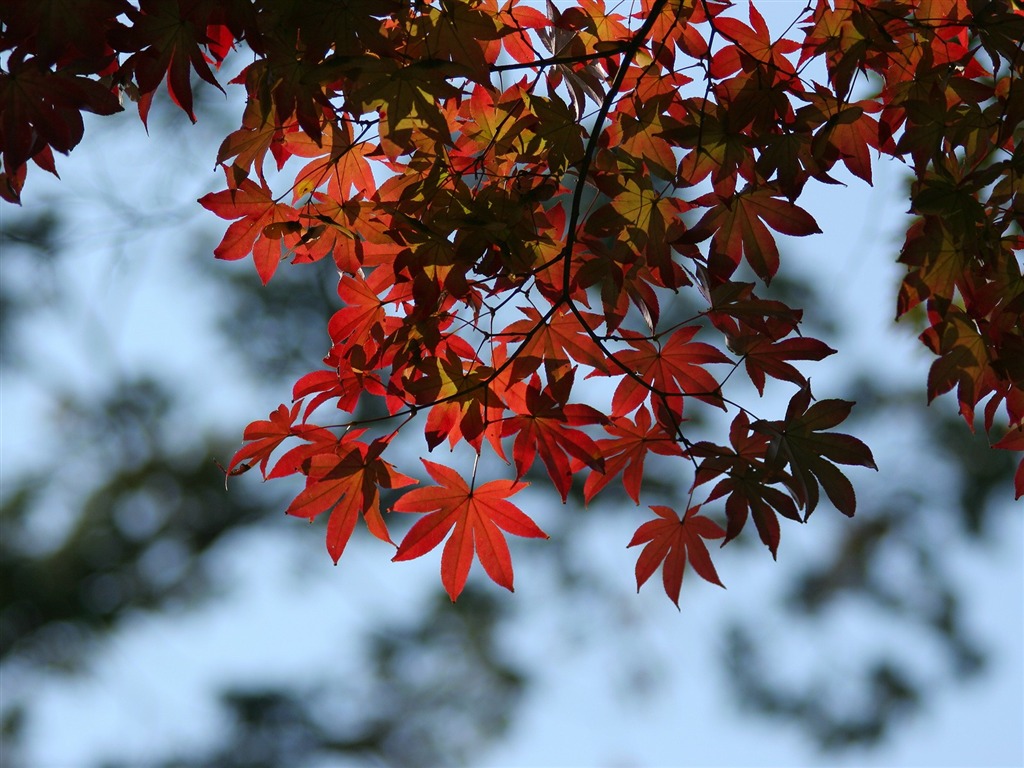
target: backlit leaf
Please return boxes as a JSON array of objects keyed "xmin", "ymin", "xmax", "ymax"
[
  {"xmin": 628, "ymin": 504, "xmax": 726, "ymax": 607},
  {"xmin": 393, "ymin": 460, "xmax": 547, "ymax": 600}
]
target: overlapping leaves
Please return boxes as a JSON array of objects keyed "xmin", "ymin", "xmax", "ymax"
[{"xmin": 5, "ymin": 0, "xmax": 1021, "ymax": 605}]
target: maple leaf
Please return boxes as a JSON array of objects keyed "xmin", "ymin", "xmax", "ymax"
[
  {"xmin": 292, "ymin": 194, "xmax": 377, "ymax": 274},
  {"xmin": 109, "ymin": 0, "xmax": 227, "ymax": 124},
  {"xmin": 328, "ymin": 268, "xmax": 403, "ymax": 354},
  {"xmin": 628, "ymin": 504, "xmax": 726, "ymax": 607},
  {"xmin": 227, "ymin": 402, "xmax": 338, "ymax": 478},
  {"xmin": 503, "ymin": 369, "xmax": 608, "ymax": 501},
  {"xmin": 416, "ymin": 0, "xmax": 503, "ymax": 83},
  {"xmin": 401, "ymin": 350, "xmax": 505, "ymax": 453},
  {"xmin": 660, "ymin": 100, "xmax": 755, "ymax": 196},
  {"xmin": 288, "ymin": 119, "xmax": 378, "ymax": 202},
  {"xmin": 683, "ymin": 188, "xmax": 822, "ymax": 283},
  {"xmin": 604, "ymin": 326, "xmax": 730, "ymax": 418},
  {"xmin": 518, "ymin": 90, "xmax": 586, "ymax": 175},
  {"xmin": 534, "ymin": 0, "xmax": 609, "ymax": 122},
  {"xmin": 215, "ymin": 92, "xmax": 284, "ymax": 187},
  {"xmin": 713, "ymin": 1, "xmax": 799, "ymax": 79},
  {"xmin": 753, "ymin": 386, "xmax": 877, "ymax": 517},
  {"xmin": 992, "ymin": 426, "xmax": 1024, "ymax": 500},
  {"xmin": 608, "ymin": 94, "xmax": 686, "ymax": 180},
  {"xmin": 896, "ymin": 217, "xmax": 970, "ymax": 316},
  {"xmin": 497, "ymin": 2, "xmax": 551, "ymax": 64},
  {"xmin": 724, "ymin": 318, "xmax": 837, "ymax": 395},
  {"xmin": 456, "ymin": 83, "xmax": 537, "ymax": 164},
  {"xmin": 3, "ymin": 0, "xmax": 130, "ymax": 67},
  {"xmin": 292, "ymin": 341, "xmax": 389, "ymax": 417},
  {"xmin": 348, "ymin": 56, "xmax": 461, "ymax": 158},
  {"xmin": 198, "ymin": 176, "xmax": 300, "ymax": 284},
  {"xmin": 498, "ymin": 304, "xmax": 608, "ymax": 380},
  {"xmin": 604, "ymin": 178, "xmax": 689, "ymax": 281},
  {"xmin": 812, "ymin": 102, "xmax": 881, "ymax": 184},
  {"xmin": 226, "ymin": 402, "xmax": 300, "ymax": 476},
  {"xmin": 919, "ymin": 307, "xmax": 998, "ymax": 424},
  {"xmin": 698, "ymin": 273, "xmax": 803, "ymax": 336},
  {"xmin": 581, "ymin": 406, "xmax": 683, "ymax": 505},
  {"xmin": 0, "ymin": 53, "xmax": 123, "ymax": 198},
  {"xmin": 392, "ymin": 460, "xmax": 548, "ymax": 600},
  {"xmin": 690, "ymin": 411, "xmax": 802, "ymax": 557},
  {"xmin": 288, "ymin": 439, "xmax": 417, "ymax": 563}
]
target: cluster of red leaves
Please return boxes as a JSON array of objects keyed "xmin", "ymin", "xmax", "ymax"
[{"xmin": 3, "ymin": 0, "xmax": 1021, "ymax": 605}]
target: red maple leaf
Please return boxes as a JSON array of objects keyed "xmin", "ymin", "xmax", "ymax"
[
  {"xmin": 628, "ymin": 504, "xmax": 726, "ymax": 607},
  {"xmin": 992, "ymin": 425, "xmax": 1024, "ymax": 500},
  {"xmin": 401, "ymin": 350, "xmax": 505, "ymax": 452},
  {"xmin": 392, "ymin": 460, "xmax": 548, "ymax": 600},
  {"xmin": 684, "ymin": 188, "xmax": 821, "ymax": 283},
  {"xmin": 288, "ymin": 439, "xmax": 417, "ymax": 563},
  {"xmin": 328, "ymin": 267, "xmax": 404, "ymax": 357},
  {"xmin": 604, "ymin": 326, "xmax": 730, "ymax": 417},
  {"xmin": 198, "ymin": 175, "xmax": 300, "ymax": 284},
  {"xmin": 215, "ymin": 93, "xmax": 285, "ymax": 186},
  {"xmin": 291, "ymin": 120, "xmax": 378, "ymax": 201},
  {"xmin": 293, "ymin": 342, "xmax": 388, "ymax": 418},
  {"xmin": 816, "ymin": 102, "xmax": 881, "ymax": 184},
  {"xmin": 498, "ymin": 304, "xmax": 608, "ymax": 380},
  {"xmin": 502, "ymin": 369, "xmax": 607, "ymax": 501},
  {"xmin": 109, "ymin": 0, "xmax": 227, "ymax": 124},
  {"xmin": 712, "ymin": 2, "xmax": 800, "ymax": 79},
  {"xmin": 226, "ymin": 402, "xmax": 334, "ymax": 477},
  {"xmin": 581, "ymin": 405, "xmax": 683, "ymax": 504},
  {"xmin": 0, "ymin": 52, "xmax": 123, "ymax": 202},
  {"xmin": 724, "ymin": 318, "xmax": 837, "ymax": 395}
]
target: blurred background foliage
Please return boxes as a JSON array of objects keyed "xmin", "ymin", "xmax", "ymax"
[{"xmin": 0, "ymin": 96, "xmax": 1019, "ymax": 768}]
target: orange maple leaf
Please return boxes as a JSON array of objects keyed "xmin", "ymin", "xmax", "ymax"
[
  {"xmin": 392, "ymin": 460, "xmax": 547, "ymax": 600},
  {"xmin": 629, "ymin": 504, "xmax": 726, "ymax": 607}
]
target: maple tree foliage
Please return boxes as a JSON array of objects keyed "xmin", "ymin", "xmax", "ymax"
[{"xmin": 2, "ymin": 0, "xmax": 1021, "ymax": 606}]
